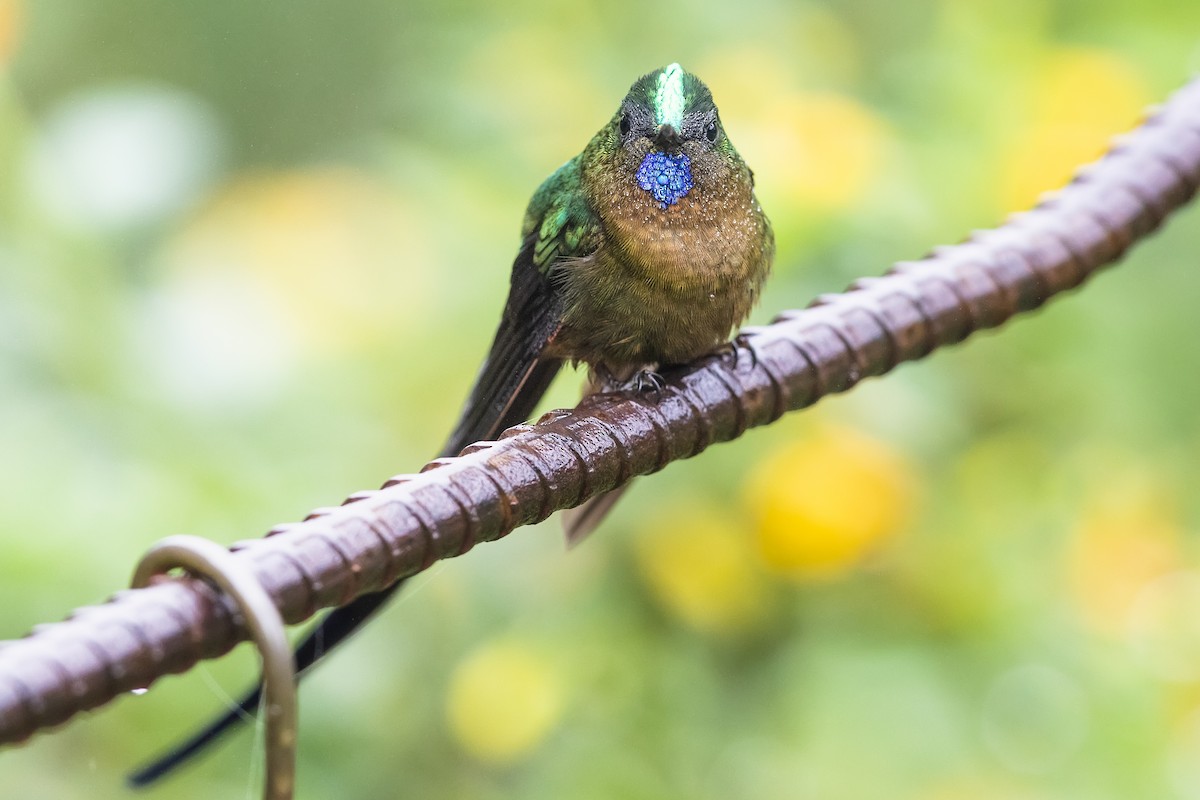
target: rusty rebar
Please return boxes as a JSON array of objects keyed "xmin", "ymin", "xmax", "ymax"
[{"xmin": 2, "ymin": 78, "xmax": 1199, "ymax": 747}]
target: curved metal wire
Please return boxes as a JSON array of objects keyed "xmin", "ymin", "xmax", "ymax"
[{"xmin": 130, "ymin": 536, "xmax": 297, "ymax": 800}]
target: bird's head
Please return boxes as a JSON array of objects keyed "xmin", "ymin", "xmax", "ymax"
[{"xmin": 599, "ymin": 63, "xmax": 740, "ymax": 208}]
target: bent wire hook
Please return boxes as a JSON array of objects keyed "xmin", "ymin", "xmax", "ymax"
[{"xmin": 130, "ymin": 536, "xmax": 297, "ymax": 800}]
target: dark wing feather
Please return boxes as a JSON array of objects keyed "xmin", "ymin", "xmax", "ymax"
[
  {"xmin": 444, "ymin": 237, "xmax": 566, "ymax": 453},
  {"xmin": 129, "ymin": 158, "xmax": 596, "ymax": 787}
]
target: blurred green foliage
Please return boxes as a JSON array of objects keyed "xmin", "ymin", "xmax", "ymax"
[{"xmin": 3, "ymin": 1, "xmax": 1200, "ymax": 798}]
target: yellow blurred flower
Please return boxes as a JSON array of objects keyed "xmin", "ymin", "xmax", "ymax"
[
  {"xmin": 446, "ymin": 639, "xmax": 565, "ymax": 765},
  {"xmin": 697, "ymin": 47, "xmax": 887, "ymax": 218},
  {"xmin": 1066, "ymin": 470, "xmax": 1183, "ymax": 637},
  {"xmin": 1000, "ymin": 48, "xmax": 1150, "ymax": 212},
  {"xmin": 633, "ymin": 504, "xmax": 772, "ymax": 636},
  {"xmin": 163, "ymin": 168, "xmax": 436, "ymax": 353},
  {"xmin": 0, "ymin": 0, "xmax": 19, "ymax": 66},
  {"xmin": 1128, "ymin": 571, "xmax": 1200, "ymax": 684},
  {"xmin": 740, "ymin": 91, "xmax": 888, "ymax": 215},
  {"xmin": 744, "ymin": 424, "xmax": 916, "ymax": 579}
]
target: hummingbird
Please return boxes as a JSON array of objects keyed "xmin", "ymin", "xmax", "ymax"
[{"xmin": 130, "ymin": 62, "xmax": 773, "ymax": 785}]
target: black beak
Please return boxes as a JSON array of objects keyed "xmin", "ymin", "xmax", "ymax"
[{"xmin": 654, "ymin": 123, "xmax": 681, "ymax": 150}]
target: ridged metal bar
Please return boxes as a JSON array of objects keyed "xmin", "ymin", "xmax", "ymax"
[{"xmin": 2, "ymin": 79, "xmax": 1199, "ymax": 747}]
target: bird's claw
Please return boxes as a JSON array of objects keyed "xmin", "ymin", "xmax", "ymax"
[
  {"xmin": 717, "ymin": 334, "xmax": 759, "ymax": 371},
  {"xmin": 629, "ymin": 369, "xmax": 666, "ymax": 395}
]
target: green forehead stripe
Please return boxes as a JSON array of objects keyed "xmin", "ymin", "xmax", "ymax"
[{"xmin": 653, "ymin": 63, "xmax": 686, "ymax": 129}]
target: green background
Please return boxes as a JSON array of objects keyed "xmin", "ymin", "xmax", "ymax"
[{"xmin": 3, "ymin": 1, "xmax": 1200, "ymax": 797}]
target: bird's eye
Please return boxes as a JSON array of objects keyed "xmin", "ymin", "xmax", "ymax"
[
  {"xmin": 705, "ymin": 120, "xmax": 719, "ymax": 143},
  {"xmin": 619, "ymin": 113, "xmax": 632, "ymax": 136}
]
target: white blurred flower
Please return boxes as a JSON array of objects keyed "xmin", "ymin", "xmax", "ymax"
[
  {"xmin": 980, "ymin": 663, "xmax": 1088, "ymax": 774},
  {"xmin": 133, "ymin": 269, "xmax": 300, "ymax": 411},
  {"xmin": 26, "ymin": 84, "xmax": 224, "ymax": 230}
]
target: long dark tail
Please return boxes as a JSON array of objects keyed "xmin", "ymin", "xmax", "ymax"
[
  {"xmin": 129, "ymin": 264, "xmax": 564, "ymax": 787},
  {"xmin": 127, "ymin": 589, "xmax": 393, "ymax": 786}
]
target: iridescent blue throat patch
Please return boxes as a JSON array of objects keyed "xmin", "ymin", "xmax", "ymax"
[{"xmin": 636, "ymin": 151, "xmax": 694, "ymax": 208}]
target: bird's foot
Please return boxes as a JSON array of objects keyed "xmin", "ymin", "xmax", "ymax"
[
  {"xmin": 593, "ymin": 363, "xmax": 665, "ymax": 395},
  {"xmin": 628, "ymin": 368, "xmax": 666, "ymax": 395},
  {"xmin": 716, "ymin": 333, "xmax": 759, "ymax": 371},
  {"xmin": 590, "ymin": 363, "xmax": 625, "ymax": 393}
]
